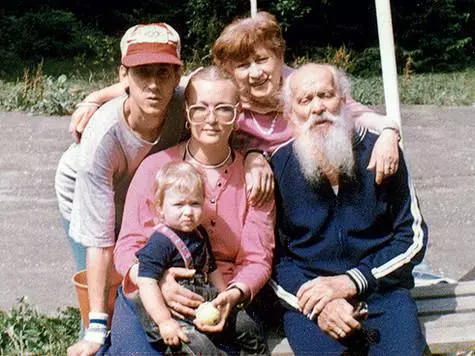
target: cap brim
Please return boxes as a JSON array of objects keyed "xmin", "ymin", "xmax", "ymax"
[{"xmin": 122, "ymin": 52, "xmax": 183, "ymax": 67}]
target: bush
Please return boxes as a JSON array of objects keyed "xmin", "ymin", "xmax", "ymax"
[
  {"xmin": 394, "ymin": 0, "xmax": 472, "ymax": 72},
  {"xmin": 0, "ymin": 61, "xmax": 117, "ymax": 115},
  {"xmin": 72, "ymin": 31, "xmax": 119, "ymax": 70},
  {"xmin": 184, "ymin": 0, "xmax": 249, "ymax": 62},
  {"xmin": 3, "ymin": 10, "xmax": 82, "ymax": 61},
  {"xmin": 1, "ymin": 0, "xmax": 474, "ymax": 74},
  {"xmin": 0, "ymin": 297, "xmax": 80, "ymax": 355},
  {"xmin": 0, "ymin": 62, "xmax": 79, "ymax": 115},
  {"xmin": 0, "ymin": 9, "xmax": 118, "ymax": 80},
  {"xmin": 350, "ymin": 48, "xmax": 382, "ymax": 77}
]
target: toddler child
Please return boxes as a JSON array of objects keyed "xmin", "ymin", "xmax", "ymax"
[{"xmin": 134, "ymin": 161, "xmax": 268, "ymax": 355}]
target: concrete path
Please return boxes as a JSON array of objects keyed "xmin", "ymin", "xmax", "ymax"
[{"xmin": 0, "ymin": 105, "xmax": 474, "ymax": 314}]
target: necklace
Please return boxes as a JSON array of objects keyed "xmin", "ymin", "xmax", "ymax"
[
  {"xmin": 250, "ymin": 111, "xmax": 279, "ymax": 135},
  {"xmin": 185, "ymin": 140, "xmax": 232, "ymax": 169}
]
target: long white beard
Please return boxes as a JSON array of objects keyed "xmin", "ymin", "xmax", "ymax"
[{"xmin": 293, "ymin": 108, "xmax": 355, "ymax": 185}]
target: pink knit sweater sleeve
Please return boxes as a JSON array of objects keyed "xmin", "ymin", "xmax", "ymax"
[
  {"xmin": 114, "ymin": 152, "xmax": 174, "ymax": 276},
  {"xmin": 229, "ymin": 199, "xmax": 276, "ymax": 299}
]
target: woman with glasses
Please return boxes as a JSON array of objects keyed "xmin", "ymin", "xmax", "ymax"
[
  {"xmin": 71, "ymin": 12, "xmax": 400, "ymax": 186},
  {"xmin": 107, "ymin": 66, "xmax": 275, "ymax": 354}
]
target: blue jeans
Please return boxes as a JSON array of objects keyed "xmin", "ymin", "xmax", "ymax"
[
  {"xmin": 135, "ymin": 275, "xmax": 219, "ymax": 344},
  {"xmin": 60, "ymin": 215, "xmax": 87, "ymax": 339},
  {"xmin": 60, "ymin": 215, "xmax": 87, "ymax": 272},
  {"xmin": 107, "ymin": 287, "xmax": 269, "ymax": 355},
  {"xmin": 283, "ymin": 288, "xmax": 427, "ymax": 355}
]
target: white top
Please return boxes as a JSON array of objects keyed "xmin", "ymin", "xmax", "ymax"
[{"xmin": 55, "ymin": 92, "xmax": 185, "ymax": 247}]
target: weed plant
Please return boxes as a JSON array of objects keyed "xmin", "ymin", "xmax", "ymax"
[
  {"xmin": 0, "ymin": 59, "xmax": 474, "ymax": 116},
  {"xmin": 0, "ymin": 61, "xmax": 117, "ymax": 116},
  {"xmin": 0, "ymin": 297, "xmax": 80, "ymax": 355}
]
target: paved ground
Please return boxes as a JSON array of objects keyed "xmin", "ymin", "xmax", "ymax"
[{"xmin": 0, "ymin": 106, "xmax": 474, "ymax": 315}]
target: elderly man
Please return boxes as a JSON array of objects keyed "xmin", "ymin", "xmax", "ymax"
[{"xmin": 271, "ymin": 63, "xmax": 429, "ymax": 354}]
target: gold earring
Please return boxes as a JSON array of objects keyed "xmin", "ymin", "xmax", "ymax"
[{"xmin": 185, "ymin": 121, "xmax": 190, "ymax": 130}]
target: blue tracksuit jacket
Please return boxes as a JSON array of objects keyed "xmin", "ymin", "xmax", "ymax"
[{"xmin": 271, "ymin": 128, "xmax": 428, "ymax": 297}]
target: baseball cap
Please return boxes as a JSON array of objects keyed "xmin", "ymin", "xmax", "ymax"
[{"xmin": 120, "ymin": 23, "xmax": 183, "ymax": 67}]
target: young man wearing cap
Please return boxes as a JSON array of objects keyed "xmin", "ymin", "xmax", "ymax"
[{"xmin": 54, "ymin": 23, "xmax": 186, "ymax": 356}]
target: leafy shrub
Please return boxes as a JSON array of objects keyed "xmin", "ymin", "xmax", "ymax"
[
  {"xmin": 323, "ymin": 45, "xmax": 355, "ymax": 73},
  {"xmin": 1, "ymin": 0, "xmax": 473, "ymax": 75},
  {"xmin": 0, "ymin": 61, "xmax": 117, "ymax": 115},
  {"xmin": 271, "ymin": 0, "xmax": 311, "ymax": 32},
  {"xmin": 0, "ymin": 63, "xmax": 77, "ymax": 115},
  {"xmin": 72, "ymin": 32, "xmax": 119, "ymax": 71},
  {"xmin": 3, "ymin": 10, "xmax": 82, "ymax": 61},
  {"xmin": 184, "ymin": 0, "xmax": 249, "ymax": 62},
  {"xmin": 0, "ymin": 297, "xmax": 80, "ymax": 355},
  {"xmin": 0, "ymin": 9, "xmax": 118, "ymax": 80},
  {"xmin": 350, "ymin": 48, "xmax": 382, "ymax": 77},
  {"xmin": 289, "ymin": 45, "xmax": 405, "ymax": 78},
  {"xmin": 288, "ymin": 47, "xmax": 326, "ymax": 68},
  {"xmin": 394, "ymin": 0, "xmax": 472, "ymax": 72}
]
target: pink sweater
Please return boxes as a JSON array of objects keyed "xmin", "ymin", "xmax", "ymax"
[
  {"xmin": 232, "ymin": 64, "xmax": 371, "ymax": 155},
  {"xmin": 114, "ymin": 145, "xmax": 275, "ymax": 298}
]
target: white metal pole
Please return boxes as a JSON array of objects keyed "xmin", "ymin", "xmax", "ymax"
[
  {"xmin": 375, "ymin": 0, "xmax": 403, "ymax": 137},
  {"xmin": 251, "ymin": 0, "xmax": 257, "ymax": 18}
]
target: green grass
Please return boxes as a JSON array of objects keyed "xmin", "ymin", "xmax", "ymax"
[
  {"xmin": 352, "ymin": 68, "xmax": 475, "ymax": 106},
  {"xmin": 0, "ymin": 60, "xmax": 474, "ymax": 116},
  {"xmin": 0, "ymin": 298, "xmax": 80, "ymax": 355}
]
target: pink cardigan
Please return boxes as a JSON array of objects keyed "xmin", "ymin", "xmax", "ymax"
[{"xmin": 114, "ymin": 145, "xmax": 275, "ymax": 298}]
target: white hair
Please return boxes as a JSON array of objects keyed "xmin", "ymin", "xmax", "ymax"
[
  {"xmin": 281, "ymin": 63, "xmax": 351, "ymax": 116},
  {"xmin": 293, "ymin": 104, "xmax": 355, "ymax": 185}
]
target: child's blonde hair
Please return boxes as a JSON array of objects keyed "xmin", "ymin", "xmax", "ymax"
[{"xmin": 152, "ymin": 161, "xmax": 205, "ymax": 214}]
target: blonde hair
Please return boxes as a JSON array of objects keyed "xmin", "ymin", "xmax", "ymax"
[
  {"xmin": 153, "ymin": 161, "xmax": 205, "ymax": 214},
  {"xmin": 212, "ymin": 11, "xmax": 285, "ymax": 68},
  {"xmin": 184, "ymin": 65, "xmax": 238, "ymax": 104}
]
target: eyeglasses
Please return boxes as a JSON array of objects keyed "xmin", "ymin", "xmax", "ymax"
[{"xmin": 186, "ymin": 103, "xmax": 239, "ymax": 125}]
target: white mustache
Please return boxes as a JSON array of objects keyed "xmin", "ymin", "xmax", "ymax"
[{"xmin": 303, "ymin": 112, "xmax": 339, "ymax": 131}]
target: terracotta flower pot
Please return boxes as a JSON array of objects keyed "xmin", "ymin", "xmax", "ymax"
[{"xmin": 72, "ymin": 269, "xmax": 122, "ymax": 328}]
